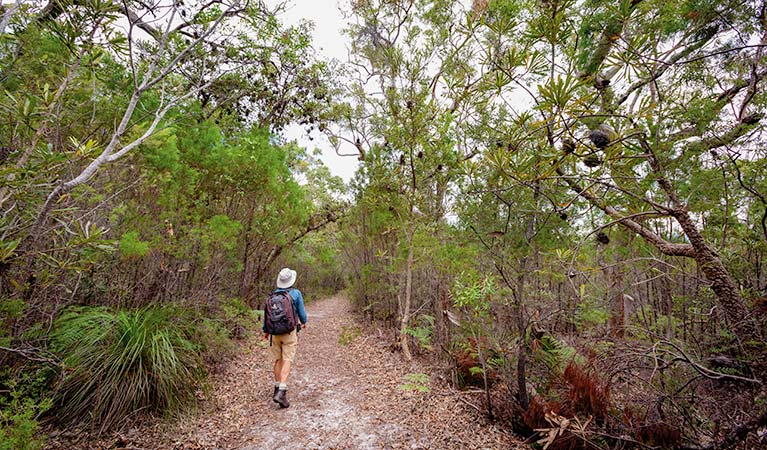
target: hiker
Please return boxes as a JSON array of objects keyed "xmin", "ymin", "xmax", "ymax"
[{"xmin": 263, "ymin": 267, "xmax": 307, "ymax": 408}]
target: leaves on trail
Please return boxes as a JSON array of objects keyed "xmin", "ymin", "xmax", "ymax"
[
  {"xmin": 43, "ymin": 295, "xmax": 520, "ymax": 449},
  {"xmin": 534, "ymin": 411, "xmax": 592, "ymax": 450}
]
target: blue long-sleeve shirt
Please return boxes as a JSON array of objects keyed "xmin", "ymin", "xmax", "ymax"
[{"xmin": 262, "ymin": 287, "xmax": 307, "ymax": 332}]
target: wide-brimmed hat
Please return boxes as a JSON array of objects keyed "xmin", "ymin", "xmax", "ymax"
[{"xmin": 276, "ymin": 268, "xmax": 297, "ymax": 289}]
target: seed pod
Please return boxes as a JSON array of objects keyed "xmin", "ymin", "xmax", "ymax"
[
  {"xmin": 0, "ymin": 147, "xmax": 12, "ymax": 164},
  {"xmin": 742, "ymin": 113, "xmax": 762, "ymax": 125},
  {"xmin": 559, "ymin": 212, "xmax": 568, "ymax": 220},
  {"xmin": 588, "ymin": 129, "xmax": 610, "ymax": 149},
  {"xmin": 583, "ymin": 154, "xmax": 602, "ymax": 167},
  {"xmin": 562, "ymin": 139, "xmax": 576, "ymax": 154},
  {"xmin": 596, "ymin": 231, "xmax": 610, "ymax": 245}
]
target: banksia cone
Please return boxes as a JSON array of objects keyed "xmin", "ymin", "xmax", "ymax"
[
  {"xmin": 588, "ymin": 129, "xmax": 610, "ymax": 149},
  {"xmin": 588, "ymin": 123, "xmax": 615, "ymax": 149},
  {"xmin": 562, "ymin": 139, "xmax": 576, "ymax": 154},
  {"xmin": 583, "ymin": 154, "xmax": 602, "ymax": 167}
]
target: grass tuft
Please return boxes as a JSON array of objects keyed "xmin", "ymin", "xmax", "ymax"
[{"xmin": 50, "ymin": 305, "xmax": 202, "ymax": 430}]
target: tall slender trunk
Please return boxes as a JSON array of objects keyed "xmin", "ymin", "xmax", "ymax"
[
  {"xmin": 399, "ymin": 222, "xmax": 415, "ymax": 361},
  {"xmin": 514, "ymin": 261, "xmax": 530, "ymax": 410},
  {"xmin": 473, "ymin": 329, "xmax": 494, "ymax": 420}
]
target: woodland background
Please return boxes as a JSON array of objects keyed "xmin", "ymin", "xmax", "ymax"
[{"xmin": 1, "ymin": 0, "xmax": 766, "ymax": 449}]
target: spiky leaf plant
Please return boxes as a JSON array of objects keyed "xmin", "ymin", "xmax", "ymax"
[{"xmin": 50, "ymin": 306, "xmax": 202, "ymax": 430}]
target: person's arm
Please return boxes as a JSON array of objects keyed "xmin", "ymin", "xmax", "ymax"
[
  {"xmin": 262, "ymin": 300, "xmax": 269, "ymax": 339},
  {"xmin": 293, "ymin": 290, "xmax": 308, "ymax": 325}
]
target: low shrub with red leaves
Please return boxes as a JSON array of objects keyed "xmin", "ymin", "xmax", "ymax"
[{"xmin": 562, "ymin": 361, "xmax": 611, "ymax": 423}]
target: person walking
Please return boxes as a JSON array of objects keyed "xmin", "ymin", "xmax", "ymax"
[{"xmin": 263, "ymin": 267, "xmax": 307, "ymax": 408}]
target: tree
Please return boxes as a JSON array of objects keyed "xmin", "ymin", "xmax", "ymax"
[
  {"xmin": 341, "ymin": 0, "xmax": 486, "ymax": 359},
  {"xmin": 462, "ymin": 0, "xmax": 766, "ymax": 342}
]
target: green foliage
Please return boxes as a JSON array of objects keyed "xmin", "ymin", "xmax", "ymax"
[
  {"xmin": 118, "ymin": 231, "xmax": 150, "ymax": 258},
  {"xmin": 204, "ymin": 215, "xmax": 243, "ymax": 253},
  {"xmin": 284, "ymin": 229, "xmax": 346, "ymax": 299},
  {"xmin": 0, "ymin": 372, "xmax": 53, "ymax": 450},
  {"xmin": 195, "ymin": 317, "xmax": 237, "ymax": 367},
  {"xmin": 451, "ymin": 273, "xmax": 497, "ymax": 314},
  {"xmin": 0, "ymin": 298, "xmax": 26, "ymax": 321},
  {"xmin": 399, "ymin": 373, "xmax": 431, "ymax": 393},
  {"xmin": 220, "ymin": 297, "xmax": 260, "ymax": 339},
  {"xmin": 0, "ymin": 239, "xmax": 19, "ymax": 264},
  {"xmin": 338, "ymin": 325, "xmax": 361, "ymax": 346},
  {"xmin": 50, "ymin": 306, "xmax": 203, "ymax": 429},
  {"xmin": 404, "ymin": 314, "xmax": 434, "ymax": 350},
  {"xmin": 533, "ymin": 335, "xmax": 583, "ymax": 374},
  {"xmin": 141, "ymin": 129, "xmax": 180, "ymax": 172},
  {"xmin": 575, "ymin": 290, "xmax": 611, "ymax": 330}
]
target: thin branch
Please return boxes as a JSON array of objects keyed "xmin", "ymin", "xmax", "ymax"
[{"xmin": 0, "ymin": 345, "xmax": 61, "ymax": 366}]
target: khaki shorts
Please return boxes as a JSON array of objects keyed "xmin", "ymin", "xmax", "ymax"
[{"xmin": 269, "ymin": 329, "xmax": 298, "ymax": 362}]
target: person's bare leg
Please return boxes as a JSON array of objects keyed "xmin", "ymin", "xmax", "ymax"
[{"xmin": 274, "ymin": 359, "xmax": 292, "ymax": 408}]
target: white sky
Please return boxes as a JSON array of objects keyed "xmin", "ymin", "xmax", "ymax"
[{"xmin": 268, "ymin": 0, "xmax": 361, "ymax": 183}]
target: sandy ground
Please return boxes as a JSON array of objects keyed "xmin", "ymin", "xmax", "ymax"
[{"xmin": 45, "ymin": 294, "xmax": 522, "ymax": 450}]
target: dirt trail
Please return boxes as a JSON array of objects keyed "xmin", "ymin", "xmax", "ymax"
[{"xmin": 52, "ymin": 294, "xmax": 520, "ymax": 449}]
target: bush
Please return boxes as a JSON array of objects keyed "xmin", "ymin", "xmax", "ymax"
[
  {"xmin": 196, "ymin": 317, "xmax": 237, "ymax": 369},
  {"xmin": 562, "ymin": 361, "xmax": 610, "ymax": 423},
  {"xmin": 220, "ymin": 297, "xmax": 261, "ymax": 339},
  {"xmin": 0, "ymin": 373, "xmax": 52, "ymax": 450},
  {"xmin": 50, "ymin": 305, "xmax": 203, "ymax": 430}
]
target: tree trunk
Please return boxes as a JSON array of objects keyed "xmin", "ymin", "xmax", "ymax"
[
  {"xmin": 399, "ymin": 223, "xmax": 415, "ymax": 361},
  {"xmin": 673, "ymin": 210, "xmax": 760, "ymax": 341},
  {"xmin": 473, "ymin": 329, "xmax": 494, "ymax": 420},
  {"xmin": 515, "ymin": 305, "xmax": 530, "ymax": 409},
  {"xmin": 558, "ymin": 167, "xmax": 760, "ymax": 341}
]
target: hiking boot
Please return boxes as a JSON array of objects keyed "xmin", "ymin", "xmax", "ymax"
[
  {"xmin": 273, "ymin": 386, "xmax": 279, "ymax": 402},
  {"xmin": 275, "ymin": 388, "xmax": 290, "ymax": 408}
]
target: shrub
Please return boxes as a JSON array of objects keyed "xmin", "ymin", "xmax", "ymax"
[
  {"xmin": 0, "ymin": 373, "xmax": 52, "ymax": 450},
  {"xmin": 220, "ymin": 297, "xmax": 261, "ymax": 339},
  {"xmin": 635, "ymin": 422, "xmax": 682, "ymax": 447},
  {"xmin": 196, "ymin": 317, "xmax": 237, "ymax": 369},
  {"xmin": 50, "ymin": 305, "xmax": 203, "ymax": 430},
  {"xmin": 118, "ymin": 231, "xmax": 150, "ymax": 258},
  {"xmin": 562, "ymin": 361, "xmax": 610, "ymax": 423},
  {"xmin": 404, "ymin": 314, "xmax": 434, "ymax": 351}
]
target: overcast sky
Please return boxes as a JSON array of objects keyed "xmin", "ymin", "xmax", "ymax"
[{"xmin": 267, "ymin": 0, "xmax": 361, "ymax": 183}]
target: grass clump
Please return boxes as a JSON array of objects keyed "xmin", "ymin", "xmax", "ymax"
[{"xmin": 50, "ymin": 305, "xmax": 203, "ymax": 430}]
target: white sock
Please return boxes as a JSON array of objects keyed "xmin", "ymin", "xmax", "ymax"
[{"xmin": 279, "ymin": 382, "xmax": 287, "ymax": 391}]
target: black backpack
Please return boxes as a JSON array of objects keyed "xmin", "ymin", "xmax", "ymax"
[{"xmin": 264, "ymin": 289, "xmax": 298, "ymax": 335}]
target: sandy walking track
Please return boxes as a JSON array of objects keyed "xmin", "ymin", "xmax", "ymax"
[{"xmin": 48, "ymin": 294, "xmax": 519, "ymax": 449}]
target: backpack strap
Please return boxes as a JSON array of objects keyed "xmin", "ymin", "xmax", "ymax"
[{"xmin": 287, "ymin": 288, "xmax": 301, "ymax": 332}]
